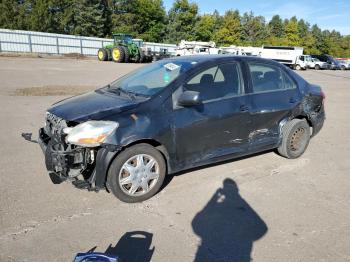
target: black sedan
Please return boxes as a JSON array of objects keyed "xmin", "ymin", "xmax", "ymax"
[{"xmin": 27, "ymin": 55, "xmax": 325, "ymax": 203}]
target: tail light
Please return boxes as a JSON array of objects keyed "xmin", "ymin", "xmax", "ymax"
[{"xmin": 320, "ymin": 90, "xmax": 325, "ymax": 106}]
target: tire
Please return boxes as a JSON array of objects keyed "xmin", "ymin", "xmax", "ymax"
[
  {"xmin": 106, "ymin": 49, "xmax": 112, "ymax": 61},
  {"xmin": 295, "ymin": 64, "xmax": 301, "ymax": 71},
  {"xmin": 97, "ymin": 48, "xmax": 108, "ymax": 61},
  {"xmin": 122, "ymin": 46, "xmax": 130, "ymax": 63},
  {"xmin": 341, "ymin": 65, "xmax": 346, "ymax": 70},
  {"xmin": 315, "ymin": 64, "xmax": 320, "ymax": 70},
  {"xmin": 111, "ymin": 46, "xmax": 125, "ymax": 63},
  {"xmin": 106, "ymin": 143, "xmax": 166, "ymax": 203},
  {"xmin": 139, "ymin": 50, "xmax": 146, "ymax": 63},
  {"xmin": 277, "ymin": 119, "xmax": 311, "ymax": 159}
]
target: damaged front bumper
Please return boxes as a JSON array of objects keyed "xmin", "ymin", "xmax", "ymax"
[
  {"xmin": 38, "ymin": 127, "xmax": 95, "ymax": 186},
  {"xmin": 28, "ymin": 127, "xmax": 120, "ymax": 191}
]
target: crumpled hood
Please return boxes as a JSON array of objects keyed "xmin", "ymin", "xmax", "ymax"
[{"xmin": 48, "ymin": 90, "xmax": 138, "ymax": 122}]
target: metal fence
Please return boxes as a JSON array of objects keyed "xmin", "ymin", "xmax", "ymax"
[{"xmin": 0, "ymin": 28, "xmax": 177, "ymax": 56}]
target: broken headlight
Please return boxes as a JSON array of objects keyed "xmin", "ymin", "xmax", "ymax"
[{"xmin": 64, "ymin": 121, "xmax": 119, "ymax": 147}]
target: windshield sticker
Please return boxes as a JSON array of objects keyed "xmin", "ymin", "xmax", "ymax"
[
  {"xmin": 163, "ymin": 73, "xmax": 170, "ymax": 83},
  {"xmin": 164, "ymin": 63, "xmax": 180, "ymax": 71}
]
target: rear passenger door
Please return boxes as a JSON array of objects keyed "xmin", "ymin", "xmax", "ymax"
[{"xmin": 246, "ymin": 62, "xmax": 302, "ymax": 151}]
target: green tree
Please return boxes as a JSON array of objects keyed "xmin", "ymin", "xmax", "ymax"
[
  {"xmin": 28, "ymin": 0, "xmax": 56, "ymax": 32},
  {"xmin": 214, "ymin": 9, "xmax": 241, "ymax": 46},
  {"xmin": 166, "ymin": 0, "xmax": 198, "ymax": 43},
  {"xmin": 297, "ymin": 19, "xmax": 309, "ymax": 38},
  {"xmin": 284, "ymin": 16, "xmax": 300, "ymax": 46},
  {"xmin": 339, "ymin": 35, "xmax": 350, "ymax": 57},
  {"xmin": 65, "ymin": 0, "xmax": 108, "ymax": 37},
  {"xmin": 0, "ymin": 0, "xmax": 19, "ymax": 29},
  {"xmin": 311, "ymin": 24, "xmax": 323, "ymax": 52},
  {"xmin": 241, "ymin": 12, "xmax": 267, "ymax": 45},
  {"xmin": 0, "ymin": 0, "xmax": 30, "ymax": 30},
  {"xmin": 268, "ymin": 15, "xmax": 284, "ymax": 37},
  {"xmin": 111, "ymin": 0, "xmax": 166, "ymax": 42},
  {"xmin": 194, "ymin": 14, "xmax": 215, "ymax": 41},
  {"xmin": 212, "ymin": 9, "xmax": 223, "ymax": 31}
]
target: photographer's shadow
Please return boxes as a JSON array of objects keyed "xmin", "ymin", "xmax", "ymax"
[{"xmin": 192, "ymin": 178, "xmax": 268, "ymax": 262}]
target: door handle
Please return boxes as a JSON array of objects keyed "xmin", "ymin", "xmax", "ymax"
[
  {"xmin": 289, "ymin": 98, "xmax": 296, "ymax": 103},
  {"xmin": 240, "ymin": 105, "xmax": 249, "ymax": 112}
]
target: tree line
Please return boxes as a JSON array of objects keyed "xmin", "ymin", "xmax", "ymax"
[{"xmin": 1, "ymin": 0, "xmax": 349, "ymax": 57}]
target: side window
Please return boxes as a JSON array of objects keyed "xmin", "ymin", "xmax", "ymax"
[
  {"xmin": 184, "ymin": 63, "xmax": 242, "ymax": 101},
  {"xmin": 282, "ymin": 71, "xmax": 297, "ymax": 89},
  {"xmin": 248, "ymin": 63, "xmax": 284, "ymax": 93}
]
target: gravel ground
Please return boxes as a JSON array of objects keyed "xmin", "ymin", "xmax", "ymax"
[{"xmin": 0, "ymin": 57, "xmax": 349, "ymax": 262}]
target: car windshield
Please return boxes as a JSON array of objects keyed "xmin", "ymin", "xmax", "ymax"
[{"xmin": 108, "ymin": 60, "xmax": 197, "ymax": 97}]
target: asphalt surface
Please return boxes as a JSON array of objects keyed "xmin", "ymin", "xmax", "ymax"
[{"xmin": 0, "ymin": 57, "xmax": 349, "ymax": 262}]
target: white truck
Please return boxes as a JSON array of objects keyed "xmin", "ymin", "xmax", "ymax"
[
  {"xmin": 260, "ymin": 46, "xmax": 309, "ymax": 70},
  {"xmin": 175, "ymin": 40, "xmax": 219, "ymax": 56}
]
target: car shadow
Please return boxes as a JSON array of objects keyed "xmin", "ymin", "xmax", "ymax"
[
  {"xmin": 87, "ymin": 231, "xmax": 155, "ymax": 262},
  {"xmin": 192, "ymin": 178, "xmax": 268, "ymax": 262},
  {"xmin": 157, "ymin": 149, "xmax": 275, "ymax": 194}
]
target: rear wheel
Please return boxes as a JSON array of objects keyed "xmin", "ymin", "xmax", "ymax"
[
  {"xmin": 341, "ymin": 65, "xmax": 346, "ymax": 70},
  {"xmin": 139, "ymin": 50, "xmax": 146, "ymax": 63},
  {"xmin": 295, "ymin": 64, "xmax": 301, "ymax": 71},
  {"xmin": 122, "ymin": 46, "xmax": 130, "ymax": 63},
  {"xmin": 107, "ymin": 144, "xmax": 166, "ymax": 203},
  {"xmin": 277, "ymin": 119, "xmax": 311, "ymax": 159},
  {"xmin": 112, "ymin": 46, "xmax": 125, "ymax": 63},
  {"xmin": 97, "ymin": 48, "xmax": 108, "ymax": 61}
]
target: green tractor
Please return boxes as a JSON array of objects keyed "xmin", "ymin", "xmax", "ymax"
[{"xmin": 97, "ymin": 33, "xmax": 152, "ymax": 63}]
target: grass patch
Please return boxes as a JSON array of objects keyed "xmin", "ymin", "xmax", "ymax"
[{"xmin": 14, "ymin": 85, "xmax": 95, "ymax": 96}]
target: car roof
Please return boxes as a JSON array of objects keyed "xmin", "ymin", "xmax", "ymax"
[{"xmin": 167, "ymin": 55, "xmax": 277, "ymax": 64}]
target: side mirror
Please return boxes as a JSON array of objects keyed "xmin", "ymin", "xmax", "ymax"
[{"xmin": 177, "ymin": 91, "xmax": 201, "ymax": 107}]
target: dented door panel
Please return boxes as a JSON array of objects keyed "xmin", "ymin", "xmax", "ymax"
[
  {"xmin": 173, "ymin": 95, "xmax": 251, "ymax": 169},
  {"xmin": 248, "ymin": 88, "xmax": 302, "ymax": 150}
]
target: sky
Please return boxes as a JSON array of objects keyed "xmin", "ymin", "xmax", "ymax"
[{"xmin": 163, "ymin": 0, "xmax": 350, "ymax": 35}]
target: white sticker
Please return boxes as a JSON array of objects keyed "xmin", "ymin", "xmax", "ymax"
[{"xmin": 164, "ymin": 63, "xmax": 180, "ymax": 71}]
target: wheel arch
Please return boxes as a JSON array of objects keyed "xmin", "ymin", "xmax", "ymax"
[
  {"xmin": 94, "ymin": 138, "xmax": 171, "ymax": 190},
  {"xmin": 123, "ymin": 139, "xmax": 171, "ymax": 173},
  {"xmin": 294, "ymin": 115, "xmax": 313, "ymax": 129},
  {"xmin": 278, "ymin": 115, "xmax": 313, "ymax": 141}
]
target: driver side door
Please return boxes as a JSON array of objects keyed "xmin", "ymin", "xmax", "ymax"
[{"xmin": 172, "ymin": 62, "xmax": 251, "ymax": 169}]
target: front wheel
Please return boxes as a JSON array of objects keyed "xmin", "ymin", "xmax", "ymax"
[
  {"xmin": 315, "ymin": 64, "xmax": 320, "ymax": 70},
  {"xmin": 97, "ymin": 48, "xmax": 108, "ymax": 61},
  {"xmin": 107, "ymin": 144, "xmax": 166, "ymax": 203},
  {"xmin": 111, "ymin": 46, "xmax": 125, "ymax": 63},
  {"xmin": 277, "ymin": 119, "xmax": 311, "ymax": 159}
]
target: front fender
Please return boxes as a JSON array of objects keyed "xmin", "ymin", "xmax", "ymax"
[{"xmin": 94, "ymin": 147, "xmax": 121, "ymax": 189}]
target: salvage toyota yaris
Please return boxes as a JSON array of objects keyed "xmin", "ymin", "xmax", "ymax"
[{"xmin": 24, "ymin": 55, "xmax": 325, "ymax": 203}]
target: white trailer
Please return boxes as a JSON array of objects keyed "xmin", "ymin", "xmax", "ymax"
[{"xmin": 260, "ymin": 46, "xmax": 308, "ymax": 70}]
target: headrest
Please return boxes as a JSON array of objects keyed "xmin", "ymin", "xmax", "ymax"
[
  {"xmin": 200, "ymin": 74, "xmax": 214, "ymax": 85},
  {"xmin": 264, "ymin": 71, "xmax": 279, "ymax": 81}
]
